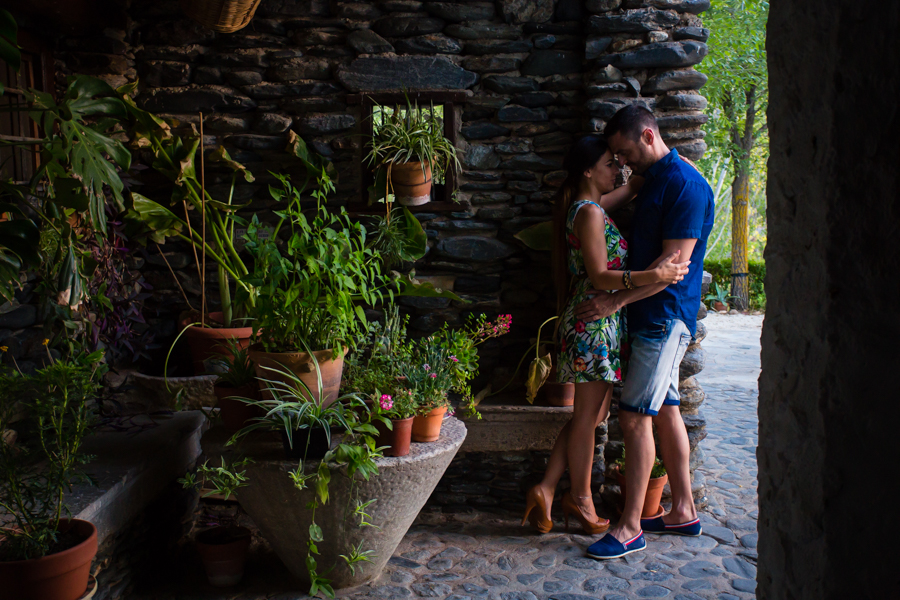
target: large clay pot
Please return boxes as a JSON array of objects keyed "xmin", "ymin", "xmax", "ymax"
[
  {"xmin": 615, "ymin": 466, "xmax": 669, "ymax": 518},
  {"xmin": 182, "ymin": 312, "xmax": 253, "ymax": 375},
  {"xmin": 411, "ymin": 406, "xmax": 447, "ymax": 442},
  {"xmin": 280, "ymin": 427, "xmax": 331, "ymax": 460},
  {"xmin": 0, "ymin": 519, "xmax": 98, "ymax": 600},
  {"xmin": 541, "ymin": 382, "xmax": 574, "ymax": 407},
  {"xmin": 214, "ymin": 382, "xmax": 260, "ymax": 433},
  {"xmin": 375, "ymin": 417, "xmax": 414, "ymax": 457},
  {"xmin": 389, "ymin": 161, "xmax": 432, "ymax": 206},
  {"xmin": 248, "ymin": 346, "xmax": 346, "ymax": 407},
  {"xmin": 195, "ymin": 526, "xmax": 252, "ymax": 587}
]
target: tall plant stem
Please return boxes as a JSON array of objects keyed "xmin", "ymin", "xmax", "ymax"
[{"xmin": 200, "ymin": 112, "xmax": 207, "ymax": 327}]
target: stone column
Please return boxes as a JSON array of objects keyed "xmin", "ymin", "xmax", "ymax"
[{"xmin": 762, "ymin": 1, "xmax": 899, "ymax": 597}]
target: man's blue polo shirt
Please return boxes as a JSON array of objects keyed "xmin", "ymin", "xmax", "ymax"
[{"xmin": 627, "ymin": 149, "xmax": 715, "ymax": 338}]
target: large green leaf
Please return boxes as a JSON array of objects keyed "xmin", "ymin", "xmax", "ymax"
[
  {"xmin": 57, "ymin": 243, "xmax": 84, "ymax": 308},
  {"xmin": 0, "ymin": 219, "xmax": 40, "ymax": 266},
  {"xmin": 513, "ymin": 220, "xmax": 553, "ymax": 252},
  {"xmin": 525, "ymin": 353, "xmax": 553, "ymax": 404},
  {"xmin": 130, "ymin": 192, "xmax": 184, "ymax": 244},
  {"xmin": 0, "ymin": 9, "xmax": 19, "ymax": 73},
  {"xmin": 396, "ymin": 207, "xmax": 427, "ymax": 261},
  {"xmin": 52, "ymin": 177, "xmax": 90, "ymax": 212},
  {"xmin": 395, "ymin": 273, "xmax": 464, "ymax": 302},
  {"xmin": 208, "ymin": 145, "xmax": 255, "ymax": 183}
]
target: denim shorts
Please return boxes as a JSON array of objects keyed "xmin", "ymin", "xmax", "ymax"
[{"xmin": 619, "ymin": 318, "xmax": 692, "ymax": 416}]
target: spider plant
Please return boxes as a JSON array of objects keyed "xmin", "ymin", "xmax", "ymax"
[
  {"xmin": 228, "ymin": 362, "xmax": 366, "ymax": 452},
  {"xmin": 365, "ymin": 97, "xmax": 460, "ymax": 187},
  {"xmin": 214, "ymin": 339, "xmax": 256, "ymax": 389}
]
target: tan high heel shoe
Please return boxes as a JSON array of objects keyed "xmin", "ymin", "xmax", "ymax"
[
  {"xmin": 522, "ymin": 485, "xmax": 553, "ymax": 534},
  {"xmin": 562, "ymin": 491, "xmax": 610, "ymax": 535}
]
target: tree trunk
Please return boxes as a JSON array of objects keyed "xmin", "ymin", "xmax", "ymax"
[{"xmin": 730, "ymin": 169, "xmax": 750, "ymax": 310}]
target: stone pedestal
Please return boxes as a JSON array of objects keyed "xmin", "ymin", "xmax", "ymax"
[{"xmin": 202, "ymin": 418, "xmax": 466, "ymax": 589}]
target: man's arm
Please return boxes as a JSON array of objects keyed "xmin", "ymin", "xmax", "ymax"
[{"xmin": 575, "ymin": 238, "xmax": 698, "ymax": 321}]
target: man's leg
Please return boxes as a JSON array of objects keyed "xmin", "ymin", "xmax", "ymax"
[
  {"xmin": 606, "ymin": 410, "xmax": 655, "ymax": 542},
  {"xmin": 652, "ymin": 404, "xmax": 697, "ymax": 524}
]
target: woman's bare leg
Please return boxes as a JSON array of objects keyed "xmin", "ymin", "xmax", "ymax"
[{"xmin": 567, "ymin": 382, "xmax": 613, "ymax": 517}]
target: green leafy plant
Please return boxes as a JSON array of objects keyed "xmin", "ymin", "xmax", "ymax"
[
  {"xmin": 178, "ymin": 456, "xmax": 252, "ymax": 501},
  {"xmin": 366, "ymin": 97, "xmax": 460, "ymax": 194},
  {"xmin": 214, "ymin": 339, "xmax": 256, "ymax": 388},
  {"xmin": 339, "ymin": 541, "xmax": 377, "ymax": 576},
  {"xmin": 614, "ymin": 449, "xmax": 667, "ymax": 479},
  {"xmin": 704, "ymin": 282, "xmax": 736, "ymax": 309},
  {"xmin": 243, "ymin": 173, "xmax": 387, "ymax": 355},
  {"xmin": 0, "ymin": 348, "xmax": 106, "ymax": 560}
]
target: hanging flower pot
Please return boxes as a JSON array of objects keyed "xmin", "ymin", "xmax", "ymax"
[
  {"xmin": 411, "ymin": 406, "xmax": 447, "ymax": 442},
  {"xmin": 389, "ymin": 161, "xmax": 433, "ymax": 206},
  {"xmin": 180, "ymin": 0, "xmax": 263, "ymax": 33},
  {"xmin": 0, "ymin": 519, "xmax": 98, "ymax": 600}
]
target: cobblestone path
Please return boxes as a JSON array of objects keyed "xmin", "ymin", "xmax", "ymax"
[
  {"xmin": 136, "ymin": 314, "xmax": 762, "ymax": 600},
  {"xmin": 337, "ymin": 313, "xmax": 763, "ymax": 600}
]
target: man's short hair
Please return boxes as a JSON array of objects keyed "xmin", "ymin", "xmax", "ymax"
[{"xmin": 605, "ymin": 105, "xmax": 659, "ymax": 142}]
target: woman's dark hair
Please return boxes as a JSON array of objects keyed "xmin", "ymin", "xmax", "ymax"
[{"xmin": 552, "ymin": 134, "xmax": 611, "ymax": 314}]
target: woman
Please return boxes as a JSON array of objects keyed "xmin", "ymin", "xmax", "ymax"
[{"xmin": 522, "ymin": 135, "xmax": 689, "ymax": 534}]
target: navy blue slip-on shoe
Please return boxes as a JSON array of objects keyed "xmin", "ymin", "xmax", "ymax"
[
  {"xmin": 586, "ymin": 531, "xmax": 646, "ymax": 560},
  {"xmin": 640, "ymin": 516, "xmax": 702, "ymax": 537}
]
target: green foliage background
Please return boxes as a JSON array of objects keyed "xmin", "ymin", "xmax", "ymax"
[{"xmin": 698, "ymin": 0, "xmax": 769, "ymax": 292}]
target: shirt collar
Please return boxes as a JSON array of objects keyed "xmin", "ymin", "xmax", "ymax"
[{"xmin": 644, "ymin": 148, "xmax": 679, "ymax": 181}]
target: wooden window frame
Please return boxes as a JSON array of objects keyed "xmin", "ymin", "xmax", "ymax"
[
  {"xmin": 0, "ymin": 31, "xmax": 54, "ymax": 184},
  {"xmin": 348, "ymin": 90, "xmax": 470, "ymax": 214}
]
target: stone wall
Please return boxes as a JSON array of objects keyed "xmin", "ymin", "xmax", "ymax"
[{"xmin": 761, "ymin": 1, "xmax": 899, "ymax": 598}]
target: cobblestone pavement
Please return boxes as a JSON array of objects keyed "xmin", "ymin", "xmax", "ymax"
[{"xmin": 136, "ymin": 313, "xmax": 762, "ymax": 600}]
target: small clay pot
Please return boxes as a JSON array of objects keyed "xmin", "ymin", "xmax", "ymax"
[
  {"xmin": 0, "ymin": 519, "xmax": 98, "ymax": 600},
  {"xmin": 542, "ymin": 382, "xmax": 574, "ymax": 407},
  {"xmin": 195, "ymin": 526, "xmax": 251, "ymax": 587},
  {"xmin": 181, "ymin": 312, "xmax": 253, "ymax": 375},
  {"xmin": 389, "ymin": 160, "xmax": 432, "ymax": 206},
  {"xmin": 411, "ymin": 406, "xmax": 447, "ymax": 443},
  {"xmin": 281, "ymin": 427, "xmax": 331, "ymax": 460},
  {"xmin": 214, "ymin": 382, "xmax": 260, "ymax": 433},
  {"xmin": 615, "ymin": 466, "xmax": 669, "ymax": 518},
  {"xmin": 375, "ymin": 417, "xmax": 414, "ymax": 457},
  {"xmin": 713, "ymin": 301, "xmax": 727, "ymax": 312}
]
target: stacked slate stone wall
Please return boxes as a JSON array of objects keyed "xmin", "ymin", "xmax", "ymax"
[{"xmin": 38, "ymin": 0, "xmax": 711, "ymax": 508}]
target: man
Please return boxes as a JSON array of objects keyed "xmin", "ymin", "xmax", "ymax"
[{"xmin": 576, "ymin": 105, "xmax": 715, "ymax": 559}]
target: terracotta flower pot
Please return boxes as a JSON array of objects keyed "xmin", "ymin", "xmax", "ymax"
[
  {"xmin": 375, "ymin": 417, "xmax": 414, "ymax": 457},
  {"xmin": 248, "ymin": 346, "xmax": 346, "ymax": 407},
  {"xmin": 542, "ymin": 382, "xmax": 574, "ymax": 407},
  {"xmin": 411, "ymin": 406, "xmax": 447, "ymax": 443},
  {"xmin": 195, "ymin": 526, "xmax": 252, "ymax": 587},
  {"xmin": 182, "ymin": 312, "xmax": 253, "ymax": 375},
  {"xmin": 713, "ymin": 300, "xmax": 727, "ymax": 312},
  {"xmin": 0, "ymin": 519, "xmax": 98, "ymax": 600},
  {"xmin": 389, "ymin": 160, "xmax": 432, "ymax": 206},
  {"xmin": 214, "ymin": 382, "xmax": 260, "ymax": 433},
  {"xmin": 615, "ymin": 466, "xmax": 669, "ymax": 519}
]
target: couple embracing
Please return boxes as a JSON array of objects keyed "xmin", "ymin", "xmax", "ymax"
[{"xmin": 521, "ymin": 106, "xmax": 715, "ymax": 560}]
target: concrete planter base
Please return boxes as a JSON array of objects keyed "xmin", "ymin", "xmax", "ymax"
[{"xmin": 202, "ymin": 417, "xmax": 466, "ymax": 589}]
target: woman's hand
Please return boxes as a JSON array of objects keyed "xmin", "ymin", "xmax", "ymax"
[{"xmin": 654, "ymin": 250, "xmax": 691, "ymax": 284}]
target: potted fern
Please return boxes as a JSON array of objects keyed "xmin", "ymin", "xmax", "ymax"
[
  {"xmin": 365, "ymin": 99, "xmax": 461, "ymax": 206},
  {"xmin": 613, "ymin": 449, "xmax": 668, "ymax": 519}
]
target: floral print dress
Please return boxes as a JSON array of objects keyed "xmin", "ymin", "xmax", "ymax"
[{"xmin": 557, "ymin": 200, "xmax": 628, "ymax": 384}]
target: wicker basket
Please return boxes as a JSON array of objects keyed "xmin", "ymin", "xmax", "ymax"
[{"xmin": 180, "ymin": 0, "xmax": 263, "ymax": 33}]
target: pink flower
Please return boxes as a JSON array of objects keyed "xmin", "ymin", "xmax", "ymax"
[
  {"xmin": 379, "ymin": 395, "xmax": 393, "ymax": 410},
  {"xmin": 424, "ymin": 364, "xmax": 430, "ymax": 371},
  {"xmin": 450, "ymin": 355, "xmax": 459, "ymax": 362},
  {"xmin": 429, "ymin": 373, "xmax": 437, "ymax": 379}
]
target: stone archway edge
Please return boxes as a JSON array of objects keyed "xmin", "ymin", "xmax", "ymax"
[{"xmin": 201, "ymin": 418, "xmax": 467, "ymax": 589}]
